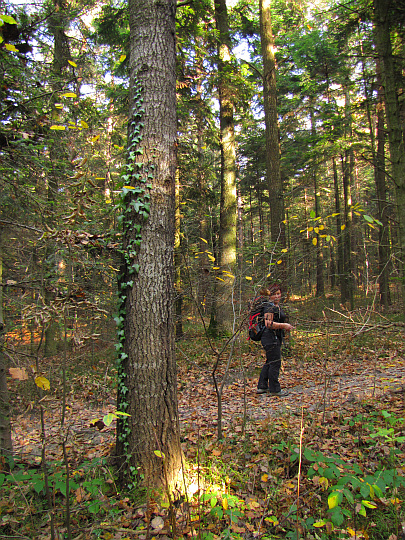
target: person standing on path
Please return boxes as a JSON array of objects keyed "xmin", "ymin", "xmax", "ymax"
[{"xmin": 257, "ymin": 284, "xmax": 293, "ymax": 397}]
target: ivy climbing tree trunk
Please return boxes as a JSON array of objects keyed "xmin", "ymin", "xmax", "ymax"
[{"xmin": 116, "ymin": 0, "xmax": 182, "ymax": 490}]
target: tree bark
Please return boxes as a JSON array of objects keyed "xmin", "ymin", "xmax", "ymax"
[
  {"xmin": 373, "ymin": 0, "xmax": 405, "ymax": 310},
  {"xmin": 116, "ymin": 0, "xmax": 182, "ymax": 491},
  {"xmin": 260, "ymin": 0, "xmax": 285, "ymax": 250},
  {"xmin": 214, "ymin": 0, "xmax": 237, "ymax": 335}
]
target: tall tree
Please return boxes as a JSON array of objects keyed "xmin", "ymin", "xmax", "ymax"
[
  {"xmin": 116, "ymin": 0, "xmax": 182, "ymax": 489},
  {"xmin": 260, "ymin": 0, "xmax": 285, "ymax": 248},
  {"xmin": 213, "ymin": 0, "xmax": 237, "ymax": 336},
  {"xmin": 373, "ymin": 0, "xmax": 405, "ymax": 309}
]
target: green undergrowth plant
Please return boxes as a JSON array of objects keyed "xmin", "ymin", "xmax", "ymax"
[{"xmin": 0, "ymin": 457, "xmax": 116, "ymax": 516}]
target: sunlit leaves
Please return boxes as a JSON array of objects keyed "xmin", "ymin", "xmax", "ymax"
[
  {"xmin": 5, "ymin": 43, "xmax": 18, "ymax": 52},
  {"xmin": 35, "ymin": 376, "xmax": 50, "ymax": 391},
  {"xmin": 0, "ymin": 14, "xmax": 18, "ymax": 24},
  {"xmin": 328, "ymin": 491, "xmax": 342, "ymax": 509}
]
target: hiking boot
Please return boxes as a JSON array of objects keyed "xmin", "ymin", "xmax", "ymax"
[
  {"xmin": 269, "ymin": 389, "xmax": 289, "ymax": 397},
  {"xmin": 256, "ymin": 388, "xmax": 269, "ymax": 394}
]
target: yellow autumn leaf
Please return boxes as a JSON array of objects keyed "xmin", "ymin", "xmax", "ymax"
[
  {"xmin": 222, "ymin": 497, "xmax": 228, "ymax": 510},
  {"xmin": 341, "ymin": 224, "xmax": 346, "ymax": 231},
  {"xmin": 212, "ymin": 266, "xmax": 220, "ymax": 270},
  {"xmin": 200, "ymin": 237, "xmax": 208, "ymax": 244},
  {"xmin": 50, "ymin": 125, "xmax": 66, "ymax": 130},
  {"xmin": 35, "ymin": 376, "xmax": 50, "ymax": 391},
  {"xmin": 261, "ymin": 473, "xmax": 269, "ymax": 482},
  {"xmin": 319, "ymin": 224, "xmax": 325, "ymax": 230},
  {"xmin": 277, "ymin": 260, "xmax": 282, "ymax": 264},
  {"xmin": 119, "ymin": 54, "xmax": 126, "ymax": 62},
  {"xmin": 61, "ymin": 92, "xmax": 77, "ymax": 98},
  {"xmin": 312, "ymin": 237, "xmax": 318, "ymax": 246},
  {"xmin": 216, "ymin": 277, "xmax": 225, "ymax": 282},
  {"xmin": 314, "ymin": 227, "xmax": 319, "ymax": 233},
  {"xmin": 207, "ymin": 254, "xmax": 215, "ymax": 262},
  {"xmin": 54, "ymin": 103, "xmax": 63, "ymax": 109},
  {"xmin": 308, "ymin": 227, "xmax": 313, "ymax": 232},
  {"xmin": 80, "ymin": 120, "xmax": 89, "ymax": 129},
  {"xmin": 91, "ymin": 135, "xmax": 100, "ymax": 143},
  {"xmin": 246, "ymin": 276, "xmax": 253, "ymax": 280},
  {"xmin": 68, "ymin": 60, "xmax": 77, "ymax": 67},
  {"xmin": 281, "ymin": 248, "xmax": 288, "ymax": 253},
  {"xmin": 5, "ymin": 43, "xmax": 18, "ymax": 52}
]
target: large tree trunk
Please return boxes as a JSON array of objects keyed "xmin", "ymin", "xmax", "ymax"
[
  {"xmin": 116, "ymin": 0, "xmax": 182, "ymax": 491},
  {"xmin": 213, "ymin": 0, "xmax": 237, "ymax": 336},
  {"xmin": 260, "ymin": 0, "xmax": 285, "ymax": 251},
  {"xmin": 373, "ymin": 0, "xmax": 405, "ymax": 310}
]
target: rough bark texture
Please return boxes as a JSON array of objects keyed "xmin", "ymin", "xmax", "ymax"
[
  {"xmin": 373, "ymin": 0, "xmax": 405, "ymax": 310},
  {"xmin": 260, "ymin": 0, "xmax": 285, "ymax": 248},
  {"xmin": 214, "ymin": 0, "xmax": 237, "ymax": 335},
  {"xmin": 116, "ymin": 0, "xmax": 182, "ymax": 490}
]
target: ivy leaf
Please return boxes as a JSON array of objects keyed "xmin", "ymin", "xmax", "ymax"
[{"xmin": 154, "ymin": 450, "xmax": 165, "ymax": 459}]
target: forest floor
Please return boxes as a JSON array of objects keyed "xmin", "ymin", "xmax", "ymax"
[
  {"xmin": 10, "ymin": 344, "xmax": 405, "ymax": 468},
  {"xmin": 4, "ymin": 325, "xmax": 405, "ymax": 540}
]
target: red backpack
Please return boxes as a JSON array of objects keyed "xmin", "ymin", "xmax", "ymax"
[{"xmin": 248, "ymin": 296, "xmax": 271, "ymax": 341}]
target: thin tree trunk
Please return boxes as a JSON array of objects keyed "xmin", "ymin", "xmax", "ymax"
[{"xmin": 0, "ymin": 227, "xmax": 12, "ymax": 459}]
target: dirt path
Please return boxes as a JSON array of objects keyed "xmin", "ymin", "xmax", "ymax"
[{"xmin": 11, "ymin": 356, "xmax": 405, "ymax": 462}]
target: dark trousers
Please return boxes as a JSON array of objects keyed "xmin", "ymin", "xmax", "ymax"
[{"xmin": 257, "ymin": 339, "xmax": 282, "ymax": 392}]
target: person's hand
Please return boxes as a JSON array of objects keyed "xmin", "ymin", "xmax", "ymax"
[{"xmin": 284, "ymin": 323, "xmax": 293, "ymax": 331}]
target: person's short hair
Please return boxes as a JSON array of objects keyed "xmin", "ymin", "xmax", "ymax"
[{"xmin": 268, "ymin": 283, "xmax": 282, "ymax": 295}]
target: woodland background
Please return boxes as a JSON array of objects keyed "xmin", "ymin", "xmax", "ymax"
[{"xmin": 0, "ymin": 0, "xmax": 405, "ymax": 539}]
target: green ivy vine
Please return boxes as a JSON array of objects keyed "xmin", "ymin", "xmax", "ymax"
[{"xmin": 114, "ymin": 81, "xmax": 153, "ymax": 487}]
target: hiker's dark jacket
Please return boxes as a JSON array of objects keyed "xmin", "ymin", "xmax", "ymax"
[{"xmin": 261, "ymin": 303, "xmax": 286, "ymax": 350}]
